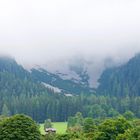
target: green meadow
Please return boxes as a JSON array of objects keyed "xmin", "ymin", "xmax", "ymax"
[{"xmin": 40, "ymin": 122, "xmax": 67, "ymax": 135}]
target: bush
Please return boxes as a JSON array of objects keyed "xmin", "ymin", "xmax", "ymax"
[{"xmin": 0, "ymin": 114, "xmax": 41, "ymax": 140}]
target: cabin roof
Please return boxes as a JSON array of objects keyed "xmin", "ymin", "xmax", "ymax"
[{"xmin": 45, "ymin": 128, "xmax": 56, "ymax": 132}]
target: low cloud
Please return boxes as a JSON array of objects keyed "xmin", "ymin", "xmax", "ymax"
[{"xmin": 0, "ymin": 0, "xmax": 140, "ymax": 86}]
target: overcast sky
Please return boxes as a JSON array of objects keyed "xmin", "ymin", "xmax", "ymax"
[{"xmin": 0, "ymin": 0, "xmax": 140, "ymax": 71}]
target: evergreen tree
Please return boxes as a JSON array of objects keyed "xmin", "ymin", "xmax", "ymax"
[{"xmin": 1, "ymin": 104, "xmax": 10, "ymax": 117}]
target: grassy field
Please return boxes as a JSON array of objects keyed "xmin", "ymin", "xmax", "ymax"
[{"xmin": 40, "ymin": 122, "xmax": 67, "ymax": 135}]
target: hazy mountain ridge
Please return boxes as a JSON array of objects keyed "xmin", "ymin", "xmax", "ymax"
[
  {"xmin": 31, "ymin": 68, "xmax": 94, "ymax": 94},
  {"xmin": 1, "ymin": 55, "xmax": 140, "ymax": 122},
  {"xmin": 0, "ymin": 56, "xmax": 94, "ymax": 95},
  {"xmin": 0, "ymin": 56, "xmax": 48, "ymax": 97},
  {"xmin": 1, "ymin": 54, "xmax": 140, "ymax": 97}
]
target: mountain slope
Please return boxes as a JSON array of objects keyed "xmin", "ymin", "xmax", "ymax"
[
  {"xmin": 0, "ymin": 56, "xmax": 47, "ymax": 97},
  {"xmin": 2, "ymin": 55, "xmax": 140, "ymax": 122},
  {"xmin": 0, "ymin": 57, "xmax": 83, "ymax": 122},
  {"xmin": 31, "ymin": 68, "xmax": 94, "ymax": 94},
  {"xmin": 98, "ymin": 54, "xmax": 140, "ymax": 97},
  {"xmin": 0, "ymin": 56, "xmax": 94, "ymax": 95},
  {"xmin": 0, "ymin": 56, "xmax": 96, "ymax": 122}
]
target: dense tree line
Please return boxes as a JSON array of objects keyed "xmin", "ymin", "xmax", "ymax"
[{"xmin": 2, "ymin": 92, "xmax": 140, "ymax": 122}]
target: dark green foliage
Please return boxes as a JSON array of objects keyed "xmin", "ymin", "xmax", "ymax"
[
  {"xmin": 123, "ymin": 111, "xmax": 135, "ymax": 120},
  {"xmin": 60, "ymin": 116, "xmax": 135, "ymax": 140},
  {"xmin": 108, "ymin": 108, "xmax": 119, "ymax": 117},
  {"xmin": 98, "ymin": 54, "xmax": 140, "ymax": 97},
  {"xmin": 67, "ymin": 112, "xmax": 84, "ymax": 134},
  {"xmin": 55, "ymin": 133, "xmax": 85, "ymax": 140},
  {"xmin": 44, "ymin": 133, "xmax": 56, "ymax": 140},
  {"xmin": 67, "ymin": 112, "xmax": 83, "ymax": 128},
  {"xmin": 116, "ymin": 126, "xmax": 140, "ymax": 140},
  {"xmin": 75, "ymin": 112, "xmax": 84, "ymax": 126},
  {"xmin": 68, "ymin": 117, "xmax": 77, "ymax": 128},
  {"xmin": 117, "ymin": 119, "xmax": 140, "ymax": 140},
  {"xmin": 55, "ymin": 134, "xmax": 72, "ymax": 140},
  {"xmin": 83, "ymin": 118, "xmax": 95, "ymax": 133},
  {"xmin": 0, "ymin": 114, "xmax": 41, "ymax": 140},
  {"xmin": 95, "ymin": 117, "xmax": 131, "ymax": 140}
]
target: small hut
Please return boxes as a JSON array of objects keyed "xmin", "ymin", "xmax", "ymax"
[{"xmin": 45, "ymin": 128, "xmax": 56, "ymax": 134}]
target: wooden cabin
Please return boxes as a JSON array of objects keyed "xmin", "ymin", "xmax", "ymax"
[{"xmin": 45, "ymin": 128, "xmax": 56, "ymax": 134}]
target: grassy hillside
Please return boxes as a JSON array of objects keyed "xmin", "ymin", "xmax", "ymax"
[{"xmin": 40, "ymin": 122, "xmax": 67, "ymax": 135}]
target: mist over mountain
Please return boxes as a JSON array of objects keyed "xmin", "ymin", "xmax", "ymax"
[
  {"xmin": 1, "ymin": 0, "xmax": 140, "ymax": 88},
  {"xmin": 2, "ymin": 2, "xmax": 140, "ymax": 138},
  {"xmin": 1, "ymin": 52, "xmax": 140, "ymax": 122},
  {"xmin": 0, "ymin": 51, "xmax": 139, "ymax": 88}
]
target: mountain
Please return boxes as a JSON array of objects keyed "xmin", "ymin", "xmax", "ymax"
[
  {"xmin": 31, "ymin": 68, "xmax": 94, "ymax": 95},
  {"xmin": 29, "ymin": 57, "xmax": 94, "ymax": 95},
  {"xmin": 2, "ymin": 55, "xmax": 140, "ymax": 122},
  {"xmin": 0, "ymin": 56, "xmax": 94, "ymax": 95},
  {"xmin": 98, "ymin": 54, "xmax": 140, "ymax": 97},
  {"xmin": 0, "ymin": 56, "xmax": 84, "ymax": 122},
  {"xmin": 0, "ymin": 56, "xmax": 48, "ymax": 96}
]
